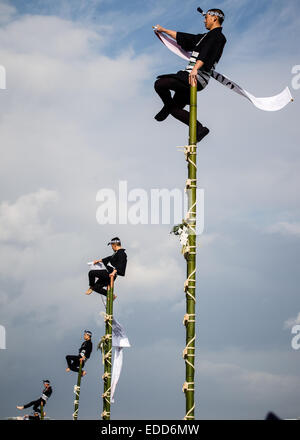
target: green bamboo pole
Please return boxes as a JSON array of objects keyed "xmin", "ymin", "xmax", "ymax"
[
  {"xmin": 40, "ymin": 401, "xmax": 44, "ymax": 420},
  {"xmin": 101, "ymin": 278, "xmax": 114, "ymax": 420},
  {"xmin": 73, "ymin": 360, "xmax": 83, "ymax": 420},
  {"xmin": 183, "ymin": 83, "xmax": 197, "ymax": 420}
]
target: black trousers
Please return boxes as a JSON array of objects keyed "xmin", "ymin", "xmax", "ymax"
[
  {"xmin": 88, "ymin": 269, "xmax": 113, "ymax": 296},
  {"xmin": 66, "ymin": 355, "xmax": 85, "ymax": 372},
  {"xmin": 154, "ymin": 73, "xmax": 204, "ymax": 131},
  {"xmin": 23, "ymin": 398, "xmax": 45, "ymax": 413}
]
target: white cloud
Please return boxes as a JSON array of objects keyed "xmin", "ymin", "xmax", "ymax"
[
  {"xmin": 0, "ymin": 1, "xmax": 16, "ymax": 25},
  {"xmin": 0, "ymin": 17, "xmax": 151, "ymax": 105},
  {"xmin": 0, "ymin": 14, "xmax": 105, "ymax": 58},
  {"xmin": 121, "ymin": 234, "xmax": 185, "ymax": 303},
  {"xmin": 218, "ymin": 0, "xmax": 300, "ymax": 62},
  {"xmin": 284, "ymin": 312, "xmax": 300, "ymax": 329},
  {"xmin": 199, "ymin": 233, "xmax": 221, "ymax": 246},
  {"xmin": 266, "ymin": 222, "xmax": 300, "ymax": 237},
  {"xmin": 197, "ymin": 358, "xmax": 300, "ymax": 405},
  {"xmin": 0, "ymin": 189, "xmax": 58, "ymax": 243}
]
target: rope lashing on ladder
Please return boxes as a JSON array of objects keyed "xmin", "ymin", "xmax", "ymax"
[
  {"xmin": 102, "ymin": 371, "xmax": 111, "ymax": 380},
  {"xmin": 104, "ymin": 314, "xmax": 113, "ymax": 328},
  {"xmin": 100, "ymin": 345, "xmax": 112, "ymax": 366},
  {"xmin": 182, "ymin": 382, "xmax": 195, "ymax": 420},
  {"xmin": 184, "ymin": 268, "xmax": 196, "ymax": 302},
  {"xmin": 101, "ymin": 410, "xmax": 110, "ymax": 418},
  {"xmin": 185, "ymin": 200, "xmax": 196, "ymax": 222},
  {"xmin": 185, "ymin": 178, "xmax": 197, "ymax": 190},
  {"xmin": 183, "ymin": 313, "xmax": 195, "ymax": 326},
  {"xmin": 182, "ymin": 244, "xmax": 196, "ymax": 258},
  {"xmin": 102, "ymin": 386, "xmax": 111, "ymax": 407},
  {"xmin": 73, "ymin": 385, "xmax": 80, "ymax": 394},
  {"xmin": 100, "ymin": 311, "xmax": 113, "ymax": 327},
  {"xmin": 72, "ymin": 383, "xmax": 81, "ymax": 419},
  {"xmin": 182, "ymin": 335, "xmax": 196, "ymax": 370},
  {"xmin": 182, "ymin": 381, "xmax": 195, "ymax": 393},
  {"xmin": 102, "ymin": 386, "xmax": 111, "ymax": 399},
  {"xmin": 98, "ymin": 334, "xmax": 112, "ymax": 365},
  {"xmin": 185, "ymin": 205, "xmax": 197, "ymax": 240},
  {"xmin": 177, "ymin": 144, "xmax": 197, "ymax": 167},
  {"xmin": 103, "ymin": 347, "xmax": 112, "ymax": 367},
  {"xmin": 183, "ymin": 403, "xmax": 196, "ymax": 420}
]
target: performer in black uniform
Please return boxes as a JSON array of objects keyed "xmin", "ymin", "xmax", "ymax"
[
  {"xmin": 23, "ymin": 411, "xmax": 40, "ymax": 420},
  {"xmin": 85, "ymin": 237, "xmax": 127, "ymax": 300},
  {"xmin": 66, "ymin": 330, "xmax": 93, "ymax": 377},
  {"xmin": 154, "ymin": 8, "xmax": 226, "ymax": 142},
  {"xmin": 17, "ymin": 380, "xmax": 52, "ymax": 414}
]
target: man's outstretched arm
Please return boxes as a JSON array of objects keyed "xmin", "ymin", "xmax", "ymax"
[
  {"xmin": 154, "ymin": 24, "xmax": 176, "ymax": 40},
  {"xmin": 189, "ymin": 59, "xmax": 204, "ymax": 86}
]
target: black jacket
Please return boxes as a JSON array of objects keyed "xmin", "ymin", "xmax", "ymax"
[
  {"xmin": 41, "ymin": 386, "xmax": 52, "ymax": 401},
  {"xmin": 176, "ymin": 27, "xmax": 226, "ymax": 72},
  {"xmin": 102, "ymin": 248, "xmax": 127, "ymax": 277},
  {"xmin": 27, "ymin": 414, "xmax": 40, "ymax": 420},
  {"xmin": 79, "ymin": 339, "xmax": 93, "ymax": 359}
]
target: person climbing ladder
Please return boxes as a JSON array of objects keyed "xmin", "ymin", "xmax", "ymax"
[
  {"xmin": 85, "ymin": 237, "xmax": 127, "ymax": 300},
  {"xmin": 16, "ymin": 379, "xmax": 52, "ymax": 414},
  {"xmin": 154, "ymin": 8, "xmax": 226, "ymax": 143},
  {"xmin": 66, "ymin": 330, "xmax": 93, "ymax": 377}
]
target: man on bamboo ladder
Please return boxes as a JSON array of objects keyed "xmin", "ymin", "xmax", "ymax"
[
  {"xmin": 85, "ymin": 237, "xmax": 127, "ymax": 300},
  {"xmin": 154, "ymin": 8, "xmax": 226, "ymax": 143},
  {"xmin": 16, "ymin": 379, "xmax": 52, "ymax": 414},
  {"xmin": 66, "ymin": 330, "xmax": 93, "ymax": 377},
  {"xmin": 23, "ymin": 411, "xmax": 40, "ymax": 420}
]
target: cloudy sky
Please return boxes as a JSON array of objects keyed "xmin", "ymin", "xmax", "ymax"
[{"xmin": 0, "ymin": 0, "xmax": 300, "ymax": 420}]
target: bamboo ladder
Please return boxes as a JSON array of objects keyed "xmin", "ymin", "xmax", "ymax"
[
  {"xmin": 100, "ymin": 276, "xmax": 114, "ymax": 420},
  {"xmin": 40, "ymin": 401, "xmax": 44, "ymax": 420},
  {"xmin": 73, "ymin": 359, "xmax": 83, "ymax": 420},
  {"xmin": 182, "ymin": 83, "xmax": 197, "ymax": 420}
]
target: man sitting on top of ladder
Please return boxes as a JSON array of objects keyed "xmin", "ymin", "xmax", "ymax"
[
  {"xmin": 66, "ymin": 330, "xmax": 93, "ymax": 377},
  {"xmin": 154, "ymin": 7, "xmax": 226, "ymax": 143},
  {"xmin": 85, "ymin": 237, "xmax": 127, "ymax": 300},
  {"xmin": 16, "ymin": 380, "xmax": 52, "ymax": 415}
]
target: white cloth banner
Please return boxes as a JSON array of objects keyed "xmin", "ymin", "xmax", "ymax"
[
  {"xmin": 154, "ymin": 31, "xmax": 293, "ymax": 112},
  {"xmin": 100, "ymin": 297, "xmax": 130, "ymax": 403},
  {"xmin": 87, "ymin": 261, "xmax": 106, "ymax": 270},
  {"xmin": 111, "ymin": 317, "xmax": 131, "ymax": 403},
  {"xmin": 111, "ymin": 347, "xmax": 123, "ymax": 404}
]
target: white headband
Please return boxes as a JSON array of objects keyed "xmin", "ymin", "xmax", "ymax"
[
  {"xmin": 206, "ymin": 10, "xmax": 224, "ymax": 19},
  {"xmin": 109, "ymin": 239, "xmax": 120, "ymax": 244}
]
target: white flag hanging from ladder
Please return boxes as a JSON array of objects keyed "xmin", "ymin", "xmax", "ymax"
[
  {"xmin": 154, "ymin": 31, "xmax": 293, "ymax": 112},
  {"xmin": 88, "ymin": 262, "xmax": 130, "ymax": 403},
  {"xmin": 100, "ymin": 296, "xmax": 130, "ymax": 403},
  {"xmin": 111, "ymin": 317, "xmax": 130, "ymax": 403}
]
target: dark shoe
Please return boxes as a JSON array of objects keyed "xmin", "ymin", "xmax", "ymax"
[
  {"xmin": 154, "ymin": 105, "xmax": 170, "ymax": 122},
  {"xmin": 197, "ymin": 126, "xmax": 209, "ymax": 143}
]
